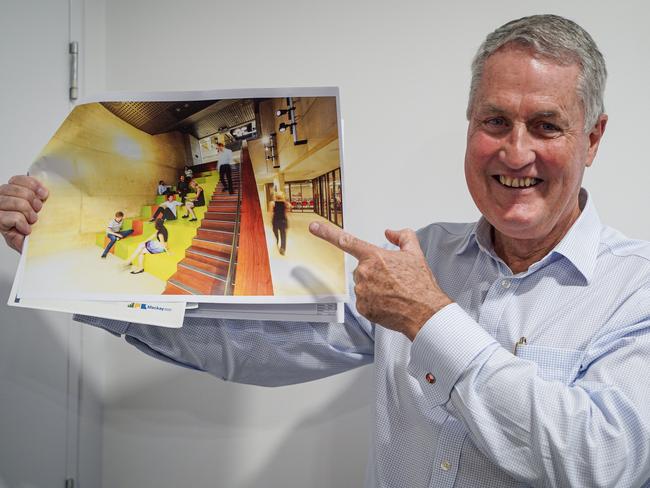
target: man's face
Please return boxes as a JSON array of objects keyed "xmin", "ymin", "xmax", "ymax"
[{"xmin": 464, "ymin": 45, "xmax": 606, "ymax": 243}]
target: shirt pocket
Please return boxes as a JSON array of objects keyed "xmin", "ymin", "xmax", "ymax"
[{"xmin": 515, "ymin": 344, "xmax": 583, "ymax": 384}]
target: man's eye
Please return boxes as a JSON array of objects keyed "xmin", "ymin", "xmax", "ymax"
[
  {"xmin": 484, "ymin": 117, "xmax": 507, "ymax": 128},
  {"xmin": 539, "ymin": 122, "xmax": 560, "ymax": 133}
]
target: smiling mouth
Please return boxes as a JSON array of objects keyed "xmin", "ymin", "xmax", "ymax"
[{"xmin": 494, "ymin": 175, "xmax": 542, "ymax": 188}]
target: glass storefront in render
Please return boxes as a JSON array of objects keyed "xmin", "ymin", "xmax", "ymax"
[
  {"xmin": 312, "ymin": 168, "xmax": 343, "ymax": 228},
  {"xmin": 284, "ymin": 180, "xmax": 314, "ymax": 213},
  {"xmin": 284, "ymin": 168, "xmax": 343, "ymax": 227}
]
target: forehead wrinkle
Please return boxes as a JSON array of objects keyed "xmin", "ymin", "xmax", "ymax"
[
  {"xmin": 473, "ymin": 102, "xmax": 511, "ymax": 118},
  {"xmin": 474, "ymin": 47, "xmax": 582, "ymax": 114},
  {"xmin": 484, "ymin": 103, "xmax": 507, "ymax": 114}
]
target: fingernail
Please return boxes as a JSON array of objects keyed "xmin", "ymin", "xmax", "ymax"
[
  {"xmin": 309, "ymin": 223, "xmax": 320, "ymax": 233},
  {"xmin": 37, "ymin": 187, "xmax": 48, "ymax": 199}
]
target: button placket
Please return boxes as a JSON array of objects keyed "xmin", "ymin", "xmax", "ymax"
[
  {"xmin": 477, "ymin": 277, "xmax": 518, "ymax": 337},
  {"xmin": 429, "ymin": 417, "xmax": 466, "ymax": 488}
]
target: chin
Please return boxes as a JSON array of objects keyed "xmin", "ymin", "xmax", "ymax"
[{"xmin": 490, "ymin": 213, "xmax": 548, "ymax": 241}]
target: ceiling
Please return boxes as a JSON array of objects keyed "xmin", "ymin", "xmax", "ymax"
[
  {"xmin": 248, "ymin": 137, "xmax": 340, "ymax": 185},
  {"xmin": 101, "ymin": 99, "xmax": 257, "ymax": 146}
]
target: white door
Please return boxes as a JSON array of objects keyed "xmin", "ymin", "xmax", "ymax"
[{"xmin": 0, "ymin": 2, "xmax": 80, "ymax": 487}]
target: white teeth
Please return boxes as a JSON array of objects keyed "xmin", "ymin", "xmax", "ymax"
[{"xmin": 498, "ymin": 176, "xmax": 539, "ymax": 188}]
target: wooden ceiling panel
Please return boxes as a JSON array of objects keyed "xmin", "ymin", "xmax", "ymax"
[{"xmin": 100, "ymin": 99, "xmax": 257, "ymax": 145}]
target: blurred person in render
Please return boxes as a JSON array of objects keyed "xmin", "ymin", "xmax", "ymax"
[
  {"xmin": 270, "ymin": 192, "xmax": 289, "ymax": 255},
  {"xmin": 100, "ymin": 210, "xmax": 133, "ymax": 258},
  {"xmin": 216, "ymin": 142, "xmax": 234, "ymax": 194},
  {"xmin": 3, "ymin": 15, "xmax": 650, "ymax": 488}
]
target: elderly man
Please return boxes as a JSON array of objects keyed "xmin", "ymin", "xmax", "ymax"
[{"xmin": 2, "ymin": 14, "xmax": 649, "ymax": 488}]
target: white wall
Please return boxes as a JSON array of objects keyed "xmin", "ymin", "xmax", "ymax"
[
  {"xmin": 189, "ymin": 133, "xmax": 202, "ymax": 166},
  {"xmin": 102, "ymin": 0, "xmax": 650, "ymax": 241},
  {"xmin": 0, "ymin": 2, "xmax": 89, "ymax": 488},
  {"xmin": 79, "ymin": 1, "xmax": 650, "ymax": 487},
  {"xmin": 78, "ymin": 0, "xmax": 109, "ymax": 485}
]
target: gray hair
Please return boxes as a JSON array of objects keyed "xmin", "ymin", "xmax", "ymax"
[{"xmin": 467, "ymin": 14, "xmax": 607, "ymax": 132}]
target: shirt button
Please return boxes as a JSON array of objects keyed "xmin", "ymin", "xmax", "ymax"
[
  {"xmin": 441, "ymin": 460, "xmax": 451, "ymax": 471},
  {"xmin": 501, "ymin": 279, "xmax": 511, "ymax": 289},
  {"xmin": 425, "ymin": 373, "xmax": 436, "ymax": 384}
]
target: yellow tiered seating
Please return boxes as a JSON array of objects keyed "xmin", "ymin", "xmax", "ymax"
[{"xmin": 95, "ymin": 172, "xmax": 219, "ymax": 281}]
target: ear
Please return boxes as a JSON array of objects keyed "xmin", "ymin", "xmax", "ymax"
[{"xmin": 585, "ymin": 114, "xmax": 608, "ymax": 168}]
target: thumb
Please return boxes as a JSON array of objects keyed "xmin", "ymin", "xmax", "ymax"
[
  {"xmin": 385, "ymin": 228, "xmax": 421, "ymax": 254},
  {"xmin": 3, "ymin": 230, "xmax": 25, "ymax": 254}
]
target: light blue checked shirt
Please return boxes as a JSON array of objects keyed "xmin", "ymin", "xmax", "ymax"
[{"xmin": 76, "ymin": 189, "xmax": 650, "ymax": 487}]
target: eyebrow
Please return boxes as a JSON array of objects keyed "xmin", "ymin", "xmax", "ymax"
[
  {"xmin": 477, "ymin": 105, "xmax": 568, "ymax": 123},
  {"xmin": 479, "ymin": 104, "xmax": 507, "ymax": 115},
  {"xmin": 531, "ymin": 111, "xmax": 561, "ymax": 119},
  {"xmin": 480, "ymin": 104, "xmax": 560, "ymax": 115}
]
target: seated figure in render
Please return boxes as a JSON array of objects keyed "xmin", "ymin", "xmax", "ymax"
[
  {"xmin": 149, "ymin": 193, "xmax": 183, "ymax": 222},
  {"xmin": 125, "ymin": 218, "xmax": 169, "ymax": 274}
]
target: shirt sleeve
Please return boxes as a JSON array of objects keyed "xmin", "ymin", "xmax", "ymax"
[
  {"xmin": 73, "ymin": 302, "xmax": 375, "ymax": 387},
  {"xmin": 407, "ymin": 302, "xmax": 650, "ymax": 487}
]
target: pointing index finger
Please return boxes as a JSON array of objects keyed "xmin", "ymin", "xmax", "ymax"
[{"xmin": 309, "ymin": 222, "xmax": 377, "ymax": 260}]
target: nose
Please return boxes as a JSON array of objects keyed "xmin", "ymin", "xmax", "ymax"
[{"xmin": 498, "ymin": 123, "xmax": 535, "ymax": 169}]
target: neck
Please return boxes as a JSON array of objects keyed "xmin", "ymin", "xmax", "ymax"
[{"xmin": 492, "ymin": 206, "xmax": 581, "ymax": 274}]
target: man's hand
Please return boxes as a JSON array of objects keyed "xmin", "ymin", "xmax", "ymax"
[
  {"xmin": 0, "ymin": 175, "xmax": 49, "ymax": 253},
  {"xmin": 310, "ymin": 222, "xmax": 452, "ymax": 341}
]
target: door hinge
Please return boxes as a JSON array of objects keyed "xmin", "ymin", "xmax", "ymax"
[{"xmin": 69, "ymin": 41, "xmax": 79, "ymax": 101}]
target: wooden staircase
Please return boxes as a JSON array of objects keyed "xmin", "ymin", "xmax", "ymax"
[{"xmin": 163, "ymin": 167, "xmax": 241, "ymax": 295}]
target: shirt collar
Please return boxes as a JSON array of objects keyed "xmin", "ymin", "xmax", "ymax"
[
  {"xmin": 454, "ymin": 218, "xmax": 490, "ymax": 256},
  {"xmin": 549, "ymin": 188, "xmax": 601, "ymax": 284},
  {"xmin": 455, "ymin": 188, "xmax": 601, "ymax": 284}
]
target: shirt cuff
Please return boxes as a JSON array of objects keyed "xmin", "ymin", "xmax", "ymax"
[
  {"xmin": 73, "ymin": 314, "xmax": 130, "ymax": 336},
  {"xmin": 407, "ymin": 303, "xmax": 497, "ymax": 406}
]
